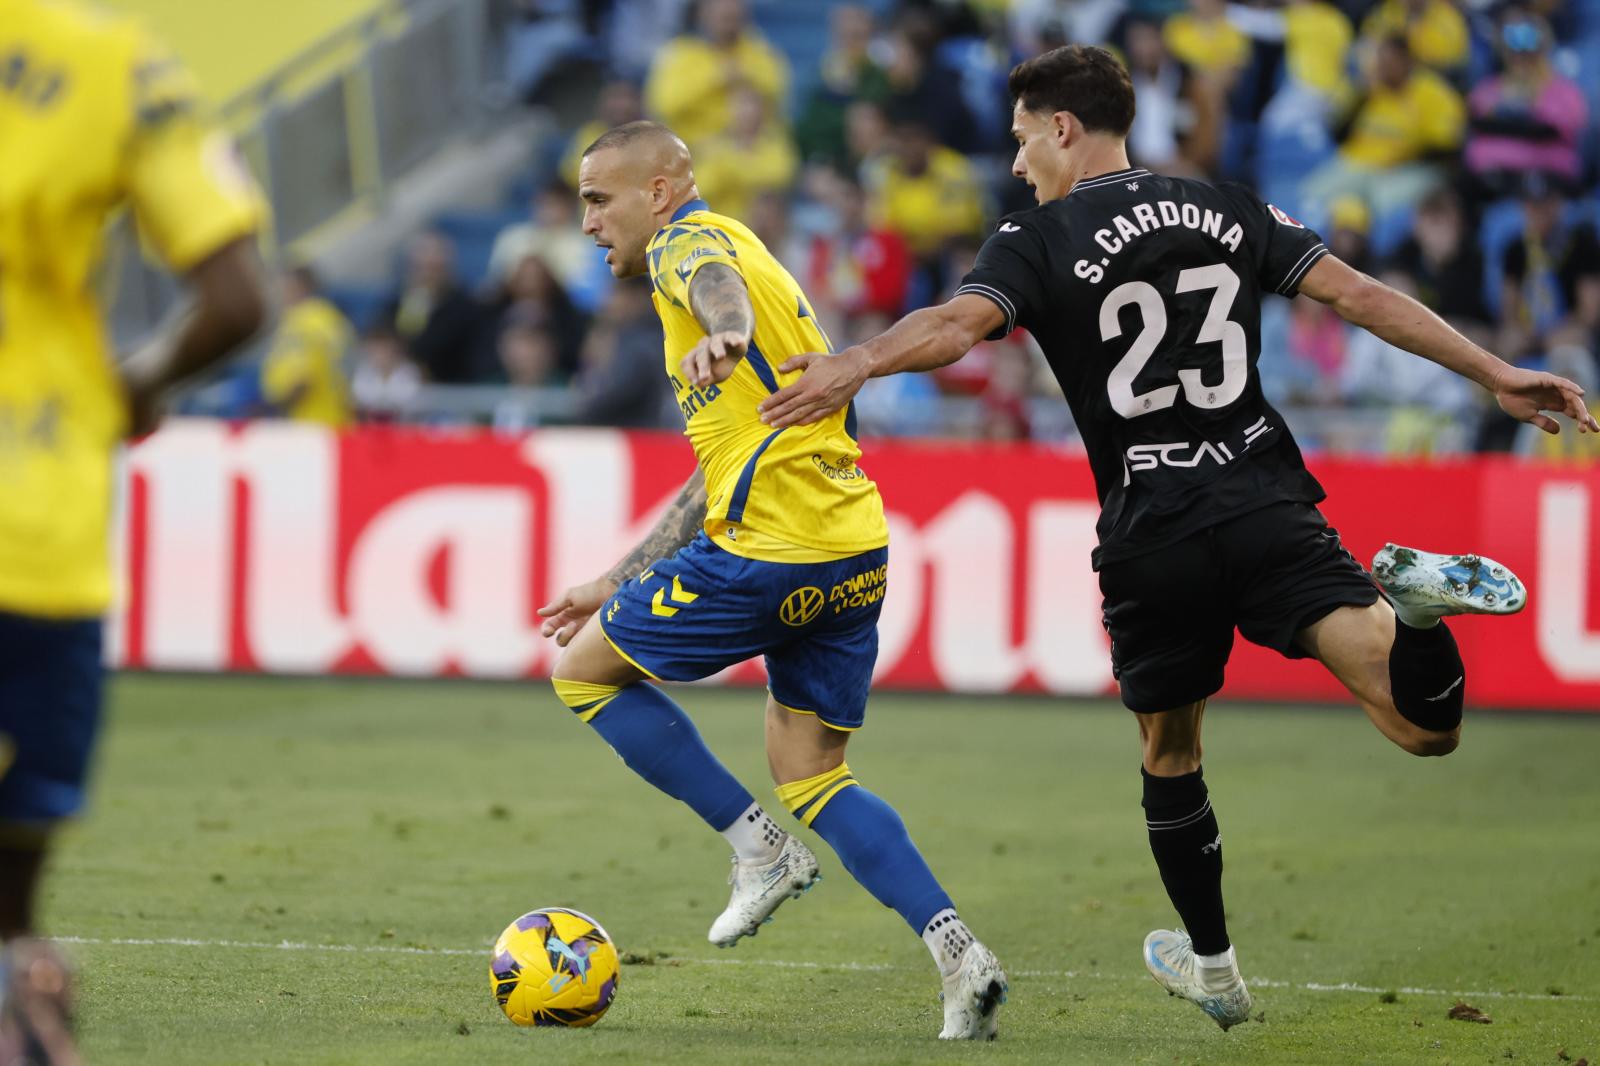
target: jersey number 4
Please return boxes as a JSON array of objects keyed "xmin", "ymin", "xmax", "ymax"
[{"xmin": 1101, "ymin": 263, "xmax": 1246, "ymax": 419}]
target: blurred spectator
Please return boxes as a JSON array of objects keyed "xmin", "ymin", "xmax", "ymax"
[
  {"xmin": 480, "ymin": 252, "xmax": 587, "ymax": 381},
  {"xmin": 1384, "ymin": 185, "xmax": 1491, "ymax": 330},
  {"xmin": 260, "ymin": 266, "xmax": 353, "ymax": 429},
  {"xmin": 350, "ymin": 324, "xmax": 422, "ymax": 422},
  {"xmin": 488, "ymin": 181, "xmax": 593, "ymax": 295},
  {"xmin": 1123, "ymin": 16, "xmax": 1221, "ymax": 176},
  {"xmin": 865, "ymin": 108, "xmax": 987, "ymax": 259},
  {"xmin": 977, "ymin": 345, "xmax": 1035, "ymax": 442},
  {"xmin": 645, "ymin": 0, "xmax": 789, "ymax": 147},
  {"xmin": 1326, "ymin": 195, "xmax": 1373, "ymax": 275},
  {"xmin": 1499, "ymin": 175, "xmax": 1600, "ymax": 360},
  {"xmin": 801, "ymin": 169, "xmax": 912, "ymax": 330},
  {"xmin": 1283, "ymin": 0, "xmax": 1355, "ymax": 106},
  {"xmin": 881, "ymin": 9, "xmax": 981, "ymax": 153},
  {"xmin": 795, "ymin": 4, "xmax": 892, "ymax": 171},
  {"xmin": 570, "ymin": 278, "xmax": 674, "ymax": 428},
  {"xmin": 382, "ymin": 230, "xmax": 485, "ymax": 384},
  {"xmin": 497, "ymin": 316, "xmax": 561, "ymax": 388},
  {"xmin": 559, "ymin": 80, "xmax": 646, "ymax": 191},
  {"xmin": 1162, "ymin": 0, "xmax": 1252, "ymax": 84},
  {"xmin": 1340, "ymin": 270, "xmax": 1477, "ymax": 454},
  {"xmin": 693, "ymin": 86, "xmax": 800, "ymax": 223},
  {"xmin": 1358, "ymin": 0, "xmax": 1468, "ymax": 75},
  {"xmin": 504, "ymin": 0, "xmax": 596, "ymax": 101},
  {"xmin": 744, "ymin": 190, "xmax": 804, "ymax": 270},
  {"xmin": 849, "ymin": 311, "xmax": 945, "ymax": 436},
  {"xmin": 844, "ymin": 99, "xmax": 893, "ymax": 176},
  {"xmin": 1301, "ymin": 35, "xmax": 1464, "ymax": 218},
  {"xmin": 1464, "ymin": 11, "xmax": 1588, "ymax": 201}
]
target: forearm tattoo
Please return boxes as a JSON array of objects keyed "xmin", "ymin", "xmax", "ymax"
[
  {"xmin": 605, "ymin": 470, "xmax": 708, "ymax": 586},
  {"xmin": 688, "ymin": 262, "xmax": 755, "ymax": 339}
]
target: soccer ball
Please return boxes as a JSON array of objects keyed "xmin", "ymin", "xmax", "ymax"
[{"xmin": 489, "ymin": 907, "xmax": 621, "ymax": 1027}]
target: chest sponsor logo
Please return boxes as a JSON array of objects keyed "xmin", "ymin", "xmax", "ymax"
[{"xmin": 779, "ymin": 586, "xmax": 825, "ymax": 626}]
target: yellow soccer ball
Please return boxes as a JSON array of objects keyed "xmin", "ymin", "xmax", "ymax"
[{"xmin": 489, "ymin": 907, "xmax": 621, "ymax": 1027}]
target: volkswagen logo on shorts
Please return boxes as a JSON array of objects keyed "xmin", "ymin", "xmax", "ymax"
[{"xmin": 779, "ymin": 586, "xmax": 825, "ymax": 626}]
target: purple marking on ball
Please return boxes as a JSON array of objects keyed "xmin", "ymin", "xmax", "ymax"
[
  {"xmin": 593, "ymin": 976, "xmax": 618, "ymax": 1012},
  {"xmin": 515, "ymin": 912, "xmax": 552, "ymax": 932},
  {"xmin": 491, "ymin": 951, "xmax": 518, "ymax": 976},
  {"xmin": 572, "ymin": 939, "xmax": 593, "ymax": 958}
]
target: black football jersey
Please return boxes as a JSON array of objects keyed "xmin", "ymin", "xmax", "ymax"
[{"xmin": 958, "ymin": 166, "xmax": 1332, "ymax": 568}]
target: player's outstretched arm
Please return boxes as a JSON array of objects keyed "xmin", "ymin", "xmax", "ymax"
[
  {"xmin": 757, "ymin": 294, "xmax": 1004, "ymax": 428},
  {"xmin": 537, "ymin": 469, "xmax": 708, "ymax": 645},
  {"xmin": 1300, "ymin": 255, "xmax": 1598, "ymax": 435},
  {"xmin": 680, "ymin": 263, "xmax": 755, "ymax": 387},
  {"xmin": 120, "ymin": 237, "xmax": 268, "ymax": 436}
]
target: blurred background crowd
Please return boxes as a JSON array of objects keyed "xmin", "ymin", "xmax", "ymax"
[{"xmin": 242, "ymin": 0, "xmax": 1600, "ymax": 460}]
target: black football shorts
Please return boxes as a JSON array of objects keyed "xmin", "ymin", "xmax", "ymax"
[{"xmin": 1098, "ymin": 502, "xmax": 1379, "ymax": 713}]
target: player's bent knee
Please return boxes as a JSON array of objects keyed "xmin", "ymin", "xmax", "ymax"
[{"xmin": 1394, "ymin": 727, "xmax": 1459, "ymax": 758}]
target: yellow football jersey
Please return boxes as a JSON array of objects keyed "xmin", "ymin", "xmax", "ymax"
[
  {"xmin": 647, "ymin": 200, "xmax": 888, "ymax": 562},
  {"xmin": 261, "ymin": 297, "xmax": 353, "ymax": 429},
  {"xmin": 0, "ymin": 0, "xmax": 265, "ymax": 617}
]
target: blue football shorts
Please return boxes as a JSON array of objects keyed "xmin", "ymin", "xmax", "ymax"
[
  {"xmin": 597, "ymin": 534, "xmax": 888, "ymax": 731},
  {"xmin": 0, "ymin": 611, "xmax": 105, "ymax": 826}
]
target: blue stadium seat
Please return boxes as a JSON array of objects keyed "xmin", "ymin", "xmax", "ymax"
[
  {"xmin": 323, "ymin": 281, "xmax": 389, "ymax": 333},
  {"xmin": 1369, "ymin": 205, "xmax": 1415, "ymax": 260}
]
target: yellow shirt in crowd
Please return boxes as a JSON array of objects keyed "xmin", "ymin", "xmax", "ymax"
[
  {"xmin": 645, "ymin": 32, "xmax": 790, "ymax": 147},
  {"xmin": 866, "ymin": 146, "xmax": 987, "ymax": 256},
  {"xmin": 1341, "ymin": 69, "xmax": 1464, "ymax": 169},
  {"xmin": 1361, "ymin": 0, "xmax": 1469, "ymax": 72}
]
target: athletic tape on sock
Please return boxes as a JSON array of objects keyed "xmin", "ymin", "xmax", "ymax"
[
  {"xmin": 551, "ymin": 678, "xmax": 623, "ymax": 722},
  {"xmin": 774, "ymin": 763, "xmax": 859, "ymax": 827}
]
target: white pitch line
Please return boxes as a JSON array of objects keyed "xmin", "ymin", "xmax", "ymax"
[{"xmin": 53, "ymin": 936, "xmax": 1588, "ymax": 1004}]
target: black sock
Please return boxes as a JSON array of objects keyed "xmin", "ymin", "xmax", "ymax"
[
  {"xmin": 1142, "ymin": 766, "xmax": 1228, "ymax": 956},
  {"xmin": 1389, "ymin": 619, "xmax": 1465, "ymax": 732}
]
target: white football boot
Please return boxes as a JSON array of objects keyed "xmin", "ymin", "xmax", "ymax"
[
  {"xmin": 707, "ymin": 835, "xmax": 820, "ymax": 947},
  {"xmin": 1143, "ymin": 929, "xmax": 1253, "ymax": 1031},
  {"xmin": 939, "ymin": 940, "xmax": 1008, "ymax": 1040},
  {"xmin": 1370, "ymin": 544, "xmax": 1526, "ymax": 620}
]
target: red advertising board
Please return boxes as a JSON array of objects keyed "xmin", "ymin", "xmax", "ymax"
[{"xmin": 112, "ymin": 422, "xmax": 1600, "ymax": 711}]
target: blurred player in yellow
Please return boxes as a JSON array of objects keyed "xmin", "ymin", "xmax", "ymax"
[
  {"xmin": 537, "ymin": 121, "xmax": 1006, "ymax": 1040},
  {"xmin": 1, "ymin": 2, "xmax": 267, "ymax": 1059}
]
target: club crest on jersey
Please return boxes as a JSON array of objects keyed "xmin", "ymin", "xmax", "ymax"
[{"xmin": 1268, "ymin": 203, "xmax": 1304, "ymax": 228}]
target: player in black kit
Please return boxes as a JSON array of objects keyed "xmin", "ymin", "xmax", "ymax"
[{"xmin": 738, "ymin": 45, "xmax": 1597, "ymax": 1030}]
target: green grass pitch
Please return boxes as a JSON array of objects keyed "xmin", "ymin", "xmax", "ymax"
[{"xmin": 44, "ymin": 675, "xmax": 1600, "ymax": 1064}]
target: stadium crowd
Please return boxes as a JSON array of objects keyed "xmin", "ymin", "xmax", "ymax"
[{"xmin": 259, "ymin": 0, "xmax": 1600, "ymax": 460}]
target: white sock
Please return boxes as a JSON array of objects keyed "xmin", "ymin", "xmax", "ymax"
[
  {"xmin": 1388, "ymin": 598, "xmax": 1441, "ymax": 630},
  {"xmin": 1196, "ymin": 946, "xmax": 1239, "ymax": 991},
  {"xmin": 720, "ymin": 801, "xmax": 785, "ymax": 863},
  {"xmin": 922, "ymin": 908, "xmax": 974, "ymax": 978}
]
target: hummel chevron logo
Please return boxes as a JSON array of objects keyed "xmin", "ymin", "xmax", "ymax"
[
  {"xmin": 651, "ymin": 576, "xmax": 698, "ymax": 617},
  {"xmin": 1425, "ymin": 676, "xmax": 1464, "ymax": 702}
]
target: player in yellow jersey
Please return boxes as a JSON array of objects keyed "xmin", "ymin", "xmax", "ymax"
[
  {"xmin": 261, "ymin": 266, "xmax": 353, "ymax": 429},
  {"xmin": 0, "ymin": 2, "xmax": 266, "ymax": 1058},
  {"xmin": 536, "ymin": 122, "xmax": 1006, "ymax": 1040}
]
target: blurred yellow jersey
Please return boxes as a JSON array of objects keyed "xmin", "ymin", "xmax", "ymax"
[
  {"xmin": 0, "ymin": 0, "xmax": 265, "ymax": 617},
  {"xmin": 647, "ymin": 200, "xmax": 888, "ymax": 562}
]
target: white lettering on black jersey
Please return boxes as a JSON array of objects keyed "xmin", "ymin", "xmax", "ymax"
[{"xmin": 956, "ymin": 167, "xmax": 1331, "ymax": 568}]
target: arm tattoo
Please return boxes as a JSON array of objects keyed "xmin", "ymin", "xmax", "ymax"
[
  {"xmin": 605, "ymin": 469, "xmax": 708, "ymax": 586},
  {"xmin": 688, "ymin": 262, "xmax": 755, "ymax": 340}
]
